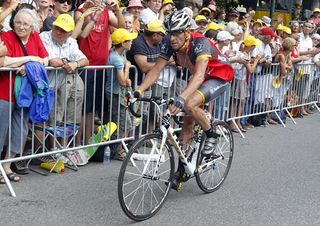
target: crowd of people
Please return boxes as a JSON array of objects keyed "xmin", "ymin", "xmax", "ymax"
[{"xmin": 0, "ymin": 0, "xmax": 319, "ymax": 184}]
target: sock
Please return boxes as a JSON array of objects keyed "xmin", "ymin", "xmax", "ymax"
[{"xmin": 205, "ymin": 128, "xmax": 218, "ymax": 138}]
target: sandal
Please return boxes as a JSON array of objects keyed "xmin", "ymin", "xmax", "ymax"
[
  {"xmin": 0, "ymin": 175, "xmax": 5, "ymax": 184},
  {"xmin": 11, "ymin": 161, "xmax": 29, "ymax": 175},
  {"xmin": 7, "ymin": 172, "xmax": 20, "ymax": 182},
  {"xmin": 114, "ymin": 149, "xmax": 127, "ymax": 161}
]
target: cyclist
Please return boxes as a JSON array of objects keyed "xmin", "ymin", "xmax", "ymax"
[{"xmin": 133, "ymin": 10, "xmax": 234, "ymax": 188}]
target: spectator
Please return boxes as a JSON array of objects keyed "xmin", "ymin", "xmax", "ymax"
[
  {"xmin": 227, "ymin": 10, "xmax": 239, "ymax": 22},
  {"xmin": 160, "ymin": 0, "xmax": 175, "ymax": 17},
  {"xmin": 36, "ymin": 0, "xmax": 54, "ymax": 30},
  {"xmin": 126, "ymin": 0, "xmax": 144, "ymax": 33},
  {"xmin": 257, "ymin": 16, "xmax": 271, "ymax": 28},
  {"xmin": 251, "ymin": 20, "xmax": 262, "ymax": 37},
  {"xmin": 127, "ymin": 19, "xmax": 165, "ymax": 86},
  {"xmin": 204, "ymin": 21, "xmax": 223, "ymax": 41},
  {"xmin": 42, "ymin": 0, "xmax": 72, "ymax": 32},
  {"xmin": 276, "ymin": 24, "xmax": 291, "ymax": 41},
  {"xmin": 40, "ymin": 13, "xmax": 89, "ymax": 147},
  {"xmin": 194, "ymin": 15, "xmax": 208, "ymax": 35},
  {"xmin": 126, "ymin": 19, "xmax": 172, "ymax": 131},
  {"xmin": 123, "ymin": 12, "xmax": 134, "ymax": 32},
  {"xmin": 215, "ymin": 7, "xmax": 226, "ymax": 25},
  {"xmin": 252, "ymin": 27, "xmax": 276, "ymax": 125},
  {"xmin": 272, "ymin": 37, "xmax": 295, "ymax": 108},
  {"xmin": 0, "ymin": 0, "xmax": 19, "ymax": 31},
  {"xmin": 290, "ymin": 21, "xmax": 300, "ymax": 35},
  {"xmin": 140, "ymin": 0, "xmax": 162, "ymax": 25},
  {"xmin": 215, "ymin": 30, "xmax": 234, "ymax": 54},
  {"xmin": 229, "ymin": 36, "xmax": 262, "ymax": 132},
  {"xmin": 105, "ymin": 28, "xmax": 137, "ymax": 160},
  {"xmin": 77, "ymin": 0, "xmax": 125, "ymax": 145},
  {"xmin": 0, "ymin": 8, "xmax": 48, "ymax": 183},
  {"xmin": 297, "ymin": 22, "xmax": 320, "ymax": 115},
  {"xmin": 198, "ymin": 7, "xmax": 211, "ymax": 21}
]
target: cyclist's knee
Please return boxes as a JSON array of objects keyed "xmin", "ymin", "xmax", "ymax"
[{"xmin": 184, "ymin": 97, "xmax": 203, "ymax": 114}]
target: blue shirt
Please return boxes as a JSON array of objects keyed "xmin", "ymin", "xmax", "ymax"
[{"xmin": 105, "ymin": 50, "xmax": 125, "ymax": 94}]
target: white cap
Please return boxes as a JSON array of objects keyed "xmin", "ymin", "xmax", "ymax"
[
  {"xmin": 312, "ymin": 33, "xmax": 320, "ymax": 40},
  {"xmin": 216, "ymin": 31, "xmax": 234, "ymax": 41}
]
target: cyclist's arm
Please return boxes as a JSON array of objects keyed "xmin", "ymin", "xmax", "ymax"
[
  {"xmin": 138, "ymin": 57, "xmax": 168, "ymax": 92},
  {"xmin": 179, "ymin": 56, "xmax": 209, "ymax": 100}
]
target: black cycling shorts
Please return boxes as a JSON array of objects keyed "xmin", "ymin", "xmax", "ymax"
[{"xmin": 197, "ymin": 79, "xmax": 228, "ymax": 103}]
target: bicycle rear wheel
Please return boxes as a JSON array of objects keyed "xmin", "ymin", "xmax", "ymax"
[
  {"xmin": 118, "ymin": 133, "xmax": 175, "ymax": 221},
  {"xmin": 195, "ymin": 121, "xmax": 234, "ymax": 193}
]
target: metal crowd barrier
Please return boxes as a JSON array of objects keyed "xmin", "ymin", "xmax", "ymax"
[
  {"xmin": 0, "ymin": 63, "xmax": 231, "ymax": 197},
  {"xmin": 3, "ymin": 61, "xmax": 318, "ymax": 197},
  {"xmin": 228, "ymin": 63, "xmax": 320, "ymax": 138}
]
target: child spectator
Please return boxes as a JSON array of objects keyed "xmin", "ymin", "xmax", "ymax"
[{"xmin": 105, "ymin": 28, "xmax": 137, "ymax": 160}]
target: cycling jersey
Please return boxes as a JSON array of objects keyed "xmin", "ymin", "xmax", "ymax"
[{"xmin": 160, "ymin": 32, "xmax": 234, "ymax": 82}]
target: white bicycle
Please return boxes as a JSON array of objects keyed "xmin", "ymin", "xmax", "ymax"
[{"xmin": 118, "ymin": 96, "xmax": 234, "ymax": 221}]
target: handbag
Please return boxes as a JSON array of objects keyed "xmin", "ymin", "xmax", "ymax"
[{"xmin": 13, "ymin": 33, "xmax": 29, "ymax": 99}]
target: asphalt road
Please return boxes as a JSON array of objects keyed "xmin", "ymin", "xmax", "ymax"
[{"xmin": 1, "ymin": 113, "xmax": 320, "ymax": 226}]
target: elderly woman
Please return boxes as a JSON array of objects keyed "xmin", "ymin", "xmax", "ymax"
[{"xmin": 0, "ymin": 8, "xmax": 48, "ymax": 183}]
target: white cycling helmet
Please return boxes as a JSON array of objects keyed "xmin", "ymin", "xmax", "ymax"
[{"xmin": 164, "ymin": 10, "xmax": 191, "ymax": 32}]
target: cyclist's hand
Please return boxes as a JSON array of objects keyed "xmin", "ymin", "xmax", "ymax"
[
  {"xmin": 133, "ymin": 90, "xmax": 142, "ymax": 98},
  {"xmin": 169, "ymin": 96, "xmax": 185, "ymax": 115},
  {"xmin": 125, "ymin": 90, "xmax": 141, "ymax": 107}
]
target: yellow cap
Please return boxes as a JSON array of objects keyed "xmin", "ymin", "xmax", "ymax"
[
  {"xmin": 162, "ymin": 0, "xmax": 174, "ymax": 6},
  {"xmin": 199, "ymin": 7, "xmax": 211, "ymax": 15},
  {"xmin": 111, "ymin": 28, "xmax": 138, "ymax": 45},
  {"xmin": 314, "ymin": 8, "xmax": 320, "ymax": 13},
  {"xmin": 243, "ymin": 35, "xmax": 262, "ymax": 47},
  {"xmin": 276, "ymin": 24, "xmax": 292, "ymax": 34},
  {"xmin": 195, "ymin": 15, "xmax": 208, "ymax": 22},
  {"xmin": 206, "ymin": 22, "xmax": 223, "ymax": 31},
  {"xmin": 145, "ymin": 19, "xmax": 166, "ymax": 35},
  {"xmin": 52, "ymin": 14, "xmax": 75, "ymax": 32}
]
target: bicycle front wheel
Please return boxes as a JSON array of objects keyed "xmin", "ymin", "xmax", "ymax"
[
  {"xmin": 195, "ymin": 121, "xmax": 234, "ymax": 193},
  {"xmin": 118, "ymin": 133, "xmax": 175, "ymax": 221}
]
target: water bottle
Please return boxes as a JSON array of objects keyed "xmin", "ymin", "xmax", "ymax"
[{"xmin": 103, "ymin": 146, "xmax": 111, "ymax": 164}]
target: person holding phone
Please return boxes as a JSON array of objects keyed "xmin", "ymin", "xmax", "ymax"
[{"xmin": 76, "ymin": 0, "xmax": 125, "ymax": 145}]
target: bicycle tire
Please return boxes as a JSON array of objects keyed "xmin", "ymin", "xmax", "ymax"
[
  {"xmin": 195, "ymin": 120, "xmax": 234, "ymax": 193},
  {"xmin": 118, "ymin": 133, "xmax": 175, "ymax": 221}
]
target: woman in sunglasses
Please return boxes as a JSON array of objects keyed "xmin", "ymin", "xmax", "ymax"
[{"xmin": 42, "ymin": 0, "xmax": 72, "ymax": 32}]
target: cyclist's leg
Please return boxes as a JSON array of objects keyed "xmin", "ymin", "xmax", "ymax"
[{"xmin": 185, "ymin": 79, "xmax": 229, "ymax": 156}]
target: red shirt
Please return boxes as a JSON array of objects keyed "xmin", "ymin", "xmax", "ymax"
[
  {"xmin": 78, "ymin": 9, "xmax": 110, "ymax": 66},
  {"xmin": 0, "ymin": 31, "xmax": 48, "ymax": 102}
]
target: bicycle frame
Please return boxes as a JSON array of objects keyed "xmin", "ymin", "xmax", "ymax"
[{"xmin": 130, "ymin": 97, "xmax": 222, "ymax": 179}]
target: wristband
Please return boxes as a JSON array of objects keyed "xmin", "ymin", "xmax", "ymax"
[
  {"xmin": 79, "ymin": 15, "xmax": 85, "ymax": 20},
  {"xmin": 133, "ymin": 90, "xmax": 142, "ymax": 98}
]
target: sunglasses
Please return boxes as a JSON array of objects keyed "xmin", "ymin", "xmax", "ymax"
[
  {"xmin": 58, "ymin": 0, "xmax": 72, "ymax": 5},
  {"xmin": 168, "ymin": 30, "xmax": 184, "ymax": 37}
]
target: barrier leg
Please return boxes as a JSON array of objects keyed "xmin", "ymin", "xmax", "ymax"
[
  {"xmin": 285, "ymin": 108, "xmax": 296, "ymax": 125},
  {"xmin": 274, "ymin": 111, "xmax": 286, "ymax": 128},
  {"xmin": 122, "ymin": 140, "xmax": 137, "ymax": 167},
  {"xmin": 231, "ymin": 119, "xmax": 245, "ymax": 138},
  {"xmin": 0, "ymin": 163, "xmax": 16, "ymax": 197},
  {"xmin": 313, "ymin": 102, "xmax": 320, "ymax": 113}
]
